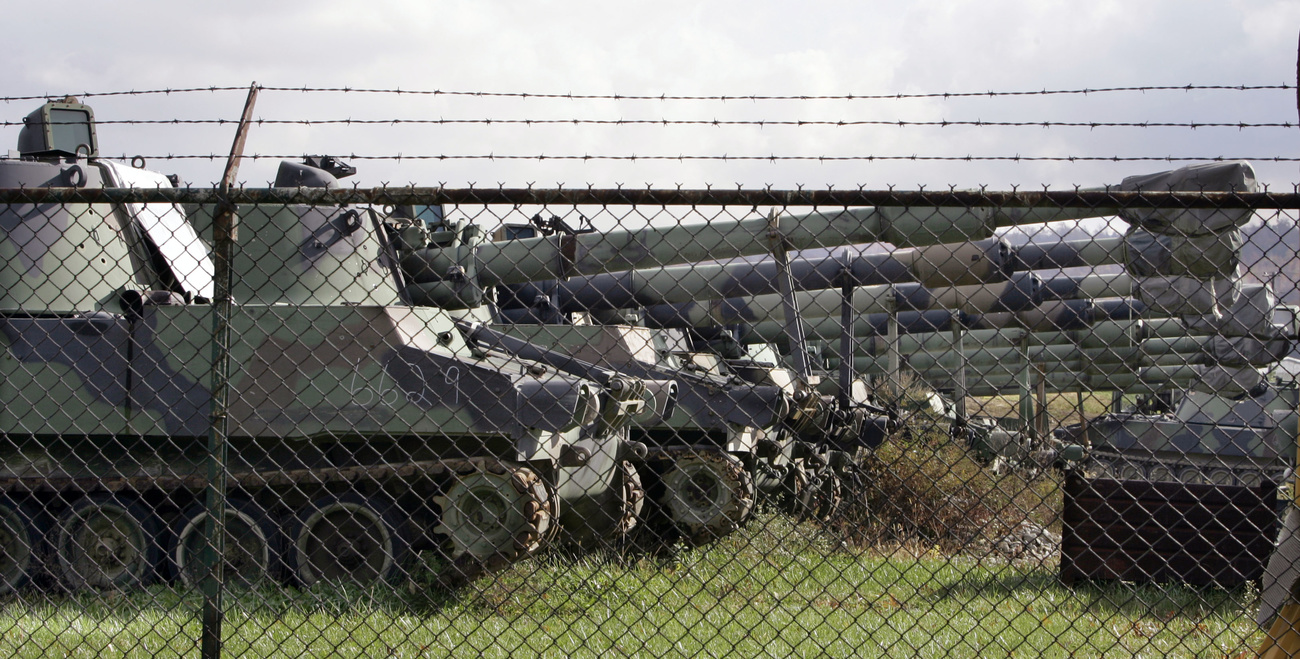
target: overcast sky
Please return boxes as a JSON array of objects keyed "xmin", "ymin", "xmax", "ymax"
[{"xmin": 3, "ymin": 0, "xmax": 1299, "ymax": 190}]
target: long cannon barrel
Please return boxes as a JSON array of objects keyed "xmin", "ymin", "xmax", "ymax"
[
  {"xmin": 402, "ymin": 206, "xmax": 1107, "ymax": 295},
  {"xmin": 844, "ymin": 336, "xmax": 1281, "ymax": 374},
  {"xmin": 500, "ymin": 238, "xmax": 1019, "ymax": 312},
  {"xmin": 949, "ymin": 370, "xmax": 1202, "ymax": 397},
  {"xmin": 402, "ymin": 162, "xmax": 1258, "ymax": 302},
  {"xmin": 638, "ymin": 272, "xmax": 1043, "ymax": 331},
  {"xmin": 967, "ymin": 298, "xmax": 1147, "ymax": 333},
  {"xmin": 817, "ymin": 283, "xmax": 1291, "ymax": 342},
  {"xmin": 734, "ymin": 298, "xmax": 1145, "ymax": 344},
  {"xmin": 639, "ymin": 268, "xmax": 1240, "ymax": 341},
  {"xmin": 693, "ymin": 285, "xmax": 1292, "ymax": 354},
  {"xmin": 830, "ymin": 357, "xmax": 1209, "ymax": 396},
  {"xmin": 497, "ymin": 229, "xmax": 1233, "ymax": 316},
  {"xmin": 845, "ymin": 322, "xmax": 1288, "ymax": 359},
  {"xmin": 847, "ymin": 325, "xmax": 1182, "ymax": 358}
]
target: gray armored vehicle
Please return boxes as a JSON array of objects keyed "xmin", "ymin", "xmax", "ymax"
[
  {"xmin": 379, "ymin": 161, "xmax": 1255, "ymax": 538},
  {"xmin": 519, "ymin": 160, "xmax": 1283, "ymax": 488},
  {"xmin": 385, "ymin": 212, "xmax": 849, "ymax": 541},
  {"xmin": 0, "ymin": 99, "xmax": 665, "ymax": 594}
]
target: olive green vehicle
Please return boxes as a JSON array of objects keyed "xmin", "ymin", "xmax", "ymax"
[
  {"xmin": 1050, "ymin": 286, "xmax": 1300, "ymax": 488},
  {"xmin": 387, "ymin": 213, "xmax": 830, "ymax": 542},
  {"xmin": 0, "ymin": 100, "xmax": 664, "ymax": 594},
  {"xmin": 373, "ymin": 160, "xmax": 1263, "ymax": 537},
  {"xmin": 540, "ymin": 160, "xmax": 1290, "ymax": 491}
]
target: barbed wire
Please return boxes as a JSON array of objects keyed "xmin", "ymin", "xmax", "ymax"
[
  {"xmin": 0, "ymin": 83, "xmax": 1290, "ymax": 104},
  {"xmin": 0, "ymin": 87, "xmax": 249, "ymax": 102},
  {"xmin": 3, "ymin": 117, "xmax": 1293, "ymax": 130},
  {"xmin": 83, "ymin": 152, "xmax": 1300, "ymax": 163},
  {"xmin": 4, "ymin": 186, "xmax": 1293, "ymax": 208}
]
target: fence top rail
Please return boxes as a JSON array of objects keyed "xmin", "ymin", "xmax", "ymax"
[{"xmin": 0, "ymin": 186, "xmax": 1297, "ymax": 208}]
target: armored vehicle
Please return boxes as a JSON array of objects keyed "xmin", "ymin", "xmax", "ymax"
[
  {"xmin": 400, "ymin": 162, "xmax": 1257, "ymax": 524},
  {"xmin": 387, "ymin": 213, "xmax": 850, "ymax": 541},
  {"xmin": 0, "ymin": 99, "xmax": 660, "ymax": 594}
]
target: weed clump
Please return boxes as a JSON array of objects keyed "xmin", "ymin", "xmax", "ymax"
[{"xmin": 831, "ymin": 376, "xmax": 1062, "ymax": 556}]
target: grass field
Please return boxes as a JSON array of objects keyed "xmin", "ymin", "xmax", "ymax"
[
  {"xmin": 0, "ymin": 512, "xmax": 1266, "ymax": 658},
  {"xmin": 967, "ymin": 391, "xmax": 1115, "ymax": 428},
  {"xmin": 0, "ymin": 407, "xmax": 1268, "ymax": 658}
]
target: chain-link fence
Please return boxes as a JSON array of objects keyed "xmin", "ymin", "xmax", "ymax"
[{"xmin": 2, "ymin": 96, "xmax": 1300, "ymax": 658}]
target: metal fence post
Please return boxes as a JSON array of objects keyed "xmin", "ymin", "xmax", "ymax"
[{"xmin": 201, "ymin": 82, "xmax": 259, "ymax": 659}]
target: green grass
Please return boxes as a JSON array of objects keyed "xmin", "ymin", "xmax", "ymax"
[
  {"xmin": 967, "ymin": 392, "xmax": 1114, "ymax": 430},
  {"xmin": 0, "ymin": 514, "xmax": 1266, "ymax": 658}
]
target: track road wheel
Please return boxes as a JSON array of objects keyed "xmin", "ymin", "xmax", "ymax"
[
  {"xmin": 1116, "ymin": 462, "xmax": 1144, "ymax": 481},
  {"xmin": 808, "ymin": 465, "xmax": 844, "ymax": 523},
  {"xmin": 291, "ymin": 494, "xmax": 410, "ymax": 586},
  {"xmin": 660, "ymin": 450, "xmax": 754, "ymax": 543},
  {"xmin": 0, "ymin": 497, "xmax": 43, "ymax": 594},
  {"xmin": 781, "ymin": 461, "xmax": 814, "ymax": 518},
  {"xmin": 435, "ymin": 462, "xmax": 552, "ymax": 561},
  {"xmin": 55, "ymin": 495, "xmax": 164, "ymax": 591},
  {"xmin": 616, "ymin": 460, "xmax": 646, "ymax": 537},
  {"xmin": 173, "ymin": 499, "xmax": 280, "ymax": 587}
]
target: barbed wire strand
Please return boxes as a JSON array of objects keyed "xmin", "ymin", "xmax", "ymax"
[
  {"xmin": 0, "ymin": 83, "xmax": 1291, "ymax": 104},
  {"xmin": 74, "ymin": 153, "xmax": 1300, "ymax": 163},
  {"xmin": 3, "ymin": 118, "xmax": 1294, "ymax": 130}
]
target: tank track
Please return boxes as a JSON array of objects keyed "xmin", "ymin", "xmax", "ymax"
[
  {"xmin": 616, "ymin": 460, "xmax": 646, "ymax": 537},
  {"xmin": 645, "ymin": 446, "xmax": 755, "ymax": 543},
  {"xmin": 432, "ymin": 458, "xmax": 556, "ymax": 589},
  {"xmin": 1084, "ymin": 450, "xmax": 1289, "ymax": 489},
  {"xmin": 780, "ymin": 458, "xmax": 844, "ymax": 523},
  {"xmin": 0, "ymin": 456, "xmax": 557, "ymax": 591}
]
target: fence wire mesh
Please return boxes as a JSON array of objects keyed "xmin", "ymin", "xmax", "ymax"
[{"xmin": 3, "ymin": 94, "xmax": 1300, "ymax": 658}]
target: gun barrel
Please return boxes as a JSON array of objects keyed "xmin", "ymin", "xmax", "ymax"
[
  {"xmin": 403, "ymin": 162, "xmax": 1257, "ymax": 310},
  {"xmin": 639, "ymin": 272, "xmax": 1044, "ymax": 331},
  {"xmin": 846, "ymin": 341, "xmax": 1207, "ymax": 374},
  {"xmin": 832, "ymin": 358, "xmax": 1204, "ymax": 395},
  {"xmin": 507, "ymin": 238, "xmax": 1020, "ymax": 312}
]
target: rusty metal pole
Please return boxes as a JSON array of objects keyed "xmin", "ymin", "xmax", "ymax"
[
  {"xmin": 1035, "ymin": 362, "xmax": 1049, "ymax": 441},
  {"xmin": 886, "ymin": 287, "xmax": 900, "ymax": 408},
  {"xmin": 951, "ymin": 310, "xmax": 968, "ymax": 433},
  {"xmin": 201, "ymin": 82, "xmax": 259, "ymax": 659},
  {"xmin": 768, "ymin": 208, "xmax": 810, "ymax": 382},
  {"xmin": 1016, "ymin": 330, "xmax": 1036, "ymax": 443},
  {"xmin": 837, "ymin": 249, "xmax": 854, "ymax": 411}
]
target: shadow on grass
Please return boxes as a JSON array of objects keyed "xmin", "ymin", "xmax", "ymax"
[
  {"xmin": 930, "ymin": 565, "xmax": 1257, "ymax": 621},
  {"xmin": 0, "ymin": 555, "xmax": 483, "ymax": 628}
]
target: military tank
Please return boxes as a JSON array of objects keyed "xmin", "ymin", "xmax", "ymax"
[
  {"xmin": 1049, "ymin": 285, "xmax": 1300, "ymax": 487},
  {"xmin": 384, "ymin": 212, "xmax": 851, "ymax": 542},
  {"xmin": 447, "ymin": 163, "xmax": 1255, "ymax": 525},
  {"xmin": 0, "ymin": 99, "xmax": 665, "ymax": 594}
]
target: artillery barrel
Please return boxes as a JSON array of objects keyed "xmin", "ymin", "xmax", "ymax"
[
  {"xmin": 402, "ymin": 204, "xmax": 1121, "ymax": 292},
  {"xmin": 410, "ymin": 161, "xmax": 1256, "ymax": 294},
  {"xmin": 499, "ymin": 229, "xmax": 1233, "ymax": 316},
  {"xmin": 829, "ymin": 358, "xmax": 1204, "ymax": 395},
  {"xmin": 639, "ymin": 272, "xmax": 1044, "ymax": 331},
  {"xmin": 639, "ymin": 269, "xmax": 1239, "ymax": 342},
  {"xmin": 739, "ymin": 298, "xmax": 1145, "ymax": 344},
  {"xmin": 847, "ymin": 341, "xmax": 1211, "ymax": 375},
  {"xmin": 501, "ymin": 238, "xmax": 1018, "ymax": 312},
  {"xmin": 846, "ymin": 321, "xmax": 1211, "ymax": 357}
]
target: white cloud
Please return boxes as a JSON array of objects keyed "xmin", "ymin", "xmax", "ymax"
[{"xmin": 1, "ymin": 1, "xmax": 1295, "ymax": 188}]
